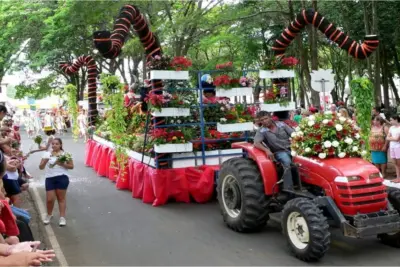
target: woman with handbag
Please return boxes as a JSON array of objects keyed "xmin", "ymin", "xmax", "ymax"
[{"xmin": 39, "ymin": 138, "xmax": 73, "ymax": 226}]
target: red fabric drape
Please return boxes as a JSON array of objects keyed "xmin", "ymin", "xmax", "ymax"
[{"xmin": 87, "ymin": 140, "xmax": 217, "ymax": 206}]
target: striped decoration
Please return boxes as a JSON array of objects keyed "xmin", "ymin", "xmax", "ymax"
[
  {"xmin": 272, "ymin": 9, "xmax": 379, "ymax": 59},
  {"xmin": 59, "ymin": 56, "xmax": 98, "ymax": 126}
]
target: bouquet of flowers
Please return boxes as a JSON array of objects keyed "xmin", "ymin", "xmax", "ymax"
[
  {"xmin": 58, "ymin": 152, "xmax": 73, "ymax": 163},
  {"xmin": 33, "ymin": 135, "xmax": 43, "ymax": 148},
  {"xmin": 291, "ymin": 112, "xmax": 366, "ymax": 159},
  {"xmin": 239, "ymin": 77, "xmax": 254, "ymax": 87},
  {"xmin": 147, "ymin": 55, "xmax": 172, "ymax": 70}
]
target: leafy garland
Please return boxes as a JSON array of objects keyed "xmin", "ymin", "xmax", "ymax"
[
  {"xmin": 99, "ymin": 74, "xmax": 129, "ymax": 179},
  {"xmin": 65, "ymin": 84, "xmax": 79, "ymax": 140},
  {"xmin": 350, "ymin": 78, "xmax": 374, "ymax": 159}
]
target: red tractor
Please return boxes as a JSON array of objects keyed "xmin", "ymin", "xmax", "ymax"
[{"xmin": 217, "ymin": 142, "xmax": 400, "ymax": 262}]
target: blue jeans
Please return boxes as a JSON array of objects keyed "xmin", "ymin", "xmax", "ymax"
[{"xmin": 274, "ymin": 151, "xmax": 294, "ymax": 190}]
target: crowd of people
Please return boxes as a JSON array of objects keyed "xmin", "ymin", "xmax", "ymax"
[{"xmin": 0, "ymin": 104, "xmax": 78, "ymax": 266}]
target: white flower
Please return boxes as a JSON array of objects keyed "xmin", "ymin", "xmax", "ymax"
[
  {"xmin": 335, "ymin": 124, "xmax": 343, "ymax": 131},
  {"xmin": 177, "ymin": 120, "xmax": 182, "ymax": 124},
  {"xmin": 325, "ymin": 111, "xmax": 333, "ymax": 115},
  {"xmin": 308, "ymin": 115, "xmax": 315, "ymax": 121},
  {"xmin": 338, "ymin": 152, "xmax": 346, "ymax": 158},
  {"xmin": 318, "ymin": 153, "xmax": 327, "ymax": 159},
  {"xmin": 308, "ymin": 120, "xmax": 315, "ymax": 127},
  {"xmin": 220, "ymin": 118, "xmax": 227, "ymax": 122},
  {"xmin": 297, "ymin": 131, "xmax": 304, "ymax": 136},
  {"xmin": 324, "ymin": 141, "xmax": 332, "ymax": 148},
  {"xmin": 355, "ymin": 133, "xmax": 360, "ymax": 139},
  {"xmin": 170, "ymin": 119, "xmax": 175, "ymax": 123},
  {"xmin": 305, "ymin": 147, "xmax": 311, "ymax": 153},
  {"xmin": 332, "ymin": 140, "xmax": 339, "ymax": 147},
  {"xmin": 291, "ymin": 151, "xmax": 297, "ymax": 157},
  {"xmin": 295, "ymin": 127, "xmax": 301, "ymax": 132},
  {"xmin": 345, "ymin": 137, "xmax": 353, "ymax": 144},
  {"xmin": 352, "ymin": 146, "xmax": 358, "ymax": 152},
  {"xmin": 339, "ymin": 117, "xmax": 347, "ymax": 123},
  {"xmin": 291, "ymin": 132, "xmax": 297, "ymax": 138},
  {"xmin": 322, "ymin": 119, "xmax": 329, "ymax": 124},
  {"xmin": 220, "ymin": 107, "xmax": 225, "ymax": 111},
  {"xmin": 361, "ymin": 150, "xmax": 367, "ymax": 156}
]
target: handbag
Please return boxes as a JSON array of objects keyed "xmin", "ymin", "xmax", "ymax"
[{"xmin": 11, "ymin": 206, "xmax": 31, "ymax": 224}]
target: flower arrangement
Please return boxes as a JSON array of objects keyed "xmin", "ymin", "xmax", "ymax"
[
  {"xmin": 150, "ymin": 128, "xmax": 193, "ymax": 145},
  {"xmin": 146, "ymin": 55, "xmax": 172, "ymax": 70},
  {"xmin": 239, "ymin": 76, "xmax": 254, "ymax": 87},
  {"xmin": 147, "ymin": 55, "xmax": 192, "ymax": 71},
  {"xmin": 263, "ymin": 56, "xmax": 299, "ymax": 70},
  {"xmin": 219, "ymin": 104, "xmax": 254, "ymax": 124},
  {"xmin": 33, "ymin": 135, "xmax": 43, "ymax": 147},
  {"xmin": 291, "ymin": 112, "xmax": 366, "ymax": 159},
  {"xmin": 145, "ymin": 92, "xmax": 196, "ymax": 111},
  {"xmin": 170, "ymin": 56, "xmax": 192, "ymax": 71},
  {"xmin": 264, "ymin": 84, "xmax": 290, "ymax": 106}
]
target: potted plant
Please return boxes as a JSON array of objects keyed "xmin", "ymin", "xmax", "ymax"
[
  {"xmin": 148, "ymin": 55, "xmax": 192, "ymax": 80},
  {"xmin": 151, "ymin": 128, "xmax": 193, "ymax": 153},
  {"xmin": 261, "ymin": 84, "xmax": 296, "ymax": 111},
  {"xmin": 213, "ymin": 62, "xmax": 254, "ymax": 97},
  {"xmin": 217, "ymin": 104, "xmax": 254, "ymax": 133},
  {"xmin": 260, "ymin": 56, "xmax": 298, "ymax": 79},
  {"xmin": 147, "ymin": 91, "xmax": 196, "ymax": 117}
]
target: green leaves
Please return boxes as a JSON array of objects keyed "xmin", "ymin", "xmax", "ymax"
[{"xmin": 351, "ymin": 77, "xmax": 374, "ymax": 159}]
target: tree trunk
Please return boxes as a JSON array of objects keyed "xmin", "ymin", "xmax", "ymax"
[
  {"xmin": 308, "ymin": 0, "xmax": 320, "ymax": 107},
  {"xmin": 381, "ymin": 46, "xmax": 390, "ymax": 108},
  {"xmin": 372, "ymin": 0, "xmax": 381, "ymax": 105},
  {"xmin": 142, "ymin": 53, "xmax": 147, "ymax": 81},
  {"xmin": 363, "ymin": 2, "xmax": 373, "ymax": 80}
]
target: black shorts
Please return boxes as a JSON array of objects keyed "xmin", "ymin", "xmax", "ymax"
[
  {"xmin": 2, "ymin": 175, "xmax": 21, "ymax": 196},
  {"xmin": 45, "ymin": 175, "xmax": 70, "ymax": 191}
]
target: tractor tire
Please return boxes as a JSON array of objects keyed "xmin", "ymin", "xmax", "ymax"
[
  {"xmin": 217, "ymin": 157, "xmax": 269, "ymax": 233},
  {"xmin": 282, "ymin": 198, "xmax": 330, "ymax": 262},
  {"xmin": 378, "ymin": 188, "xmax": 400, "ymax": 247}
]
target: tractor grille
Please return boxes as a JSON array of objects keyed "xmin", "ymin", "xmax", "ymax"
[{"xmin": 336, "ymin": 180, "xmax": 387, "ymax": 214}]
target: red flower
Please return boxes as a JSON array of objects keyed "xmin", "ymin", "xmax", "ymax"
[
  {"xmin": 314, "ymin": 144, "xmax": 322, "ymax": 152},
  {"xmin": 342, "ymin": 129, "xmax": 348, "ymax": 135},
  {"xmin": 327, "ymin": 121, "xmax": 334, "ymax": 127},
  {"xmin": 214, "ymin": 75, "xmax": 231, "ymax": 87},
  {"xmin": 328, "ymin": 147, "xmax": 335, "ymax": 156},
  {"xmin": 313, "ymin": 123, "xmax": 320, "ymax": 129},
  {"xmin": 316, "ymin": 134, "xmax": 322, "ymax": 141},
  {"xmin": 170, "ymin": 56, "xmax": 192, "ymax": 71},
  {"xmin": 281, "ymin": 57, "xmax": 299, "ymax": 67}
]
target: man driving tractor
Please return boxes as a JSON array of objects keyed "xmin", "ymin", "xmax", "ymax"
[{"xmin": 253, "ymin": 111, "xmax": 295, "ymax": 190}]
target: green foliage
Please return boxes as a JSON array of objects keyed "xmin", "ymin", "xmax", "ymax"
[
  {"xmin": 65, "ymin": 84, "xmax": 79, "ymax": 139},
  {"xmin": 15, "ymin": 74, "xmax": 61, "ymax": 99},
  {"xmin": 100, "ymin": 74, "xmax": 124, "ymax": 101},
  {"xmin": 351, "ymin": 78, "xmax": 374, "ymax": 157}
]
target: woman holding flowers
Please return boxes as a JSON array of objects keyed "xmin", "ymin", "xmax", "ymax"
[
  {"xmin": 369, "ymin": 116, "xmax": 389, "ymax": 177},
  {"xmin": 39, "ymin": 138, "xmax": 73, "ymax": 226}
]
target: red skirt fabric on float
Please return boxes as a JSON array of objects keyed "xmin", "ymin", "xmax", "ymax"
[
  {"xmin": 97, "ymin": 146, "xmax": 110, "ymax": 177},
  {"xmin": 87, "ymin": 139, "xmax": 217, "ymax": 206},
  {"xmin": 85, "ymin": 140, "xmax": 95, "ymax": 166}
]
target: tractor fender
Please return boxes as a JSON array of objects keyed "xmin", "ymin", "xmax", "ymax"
[{"xmin": 232, "ymin": 142, "xmax": 278, "ymax": 196}]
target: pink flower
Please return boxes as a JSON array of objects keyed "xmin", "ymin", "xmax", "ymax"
[{"xmin": 154, "ymin": 55, "xmax": 161, "ymax": 60}]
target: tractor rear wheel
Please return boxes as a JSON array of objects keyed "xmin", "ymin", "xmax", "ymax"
[
  {"xmin": 282, "ymin": 198, "xmax": 330, "ymax": 262},
  {"xmin": 378, "ymin": 188, "xmax": 400, "ymax": 247},
  {"xmin": 217, "ymin": 158, "xmax": 269, "ymax": 232}
]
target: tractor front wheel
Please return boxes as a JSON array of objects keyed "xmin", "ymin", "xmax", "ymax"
[
  {"xmin": 378, "ymin": 188, "xmax": 400, "ymax": 247},
  {"xmin": 282, "ymin": 198, "xmax": 330, "ymax": 262},
  {"xmin": 217, "ymin": 158, "xmax": 269, "ymax": 232}
]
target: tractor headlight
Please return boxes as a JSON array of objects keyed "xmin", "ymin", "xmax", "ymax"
[
  {"xmin": 369, "ymin": 172, "xmax": 382, "ymax": 179},
  {"xmin": 334, "ymin": 176, "xmax": 361, "ymax": 183}
]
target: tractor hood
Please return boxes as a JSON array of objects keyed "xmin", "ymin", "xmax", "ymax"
[{"xmin": 294, "ymin": 156, "xmax": 380, "ymax": 181}]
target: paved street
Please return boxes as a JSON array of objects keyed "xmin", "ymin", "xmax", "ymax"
[{"xmin": 23, "ymin": 134, "xmax": 400, "ymax": 266}]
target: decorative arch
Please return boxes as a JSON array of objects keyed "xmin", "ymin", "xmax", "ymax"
[
  {"xmin": 93, "ymin": 4, "xmax": 161, "ymax": 61},
  {"xmin": 272, "ymin": 9, "xmax": 379, "ymax": 59},
  {"xmin": 59, "ymin": 55, "xmax": 98, "ymax": 126}
]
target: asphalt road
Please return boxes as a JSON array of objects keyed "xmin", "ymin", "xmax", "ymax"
[{"xmin": 22, "ymin": 133, "xmax": 400, "ymax": 266}]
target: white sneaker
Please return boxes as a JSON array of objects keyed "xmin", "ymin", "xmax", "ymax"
[
  {"xmin": 43, "ymin": 215, "xmax": 52, "ymax": 225},
  {"xmin": 59, "ymin": 217, "xmax": 66, "ymax": 226}
]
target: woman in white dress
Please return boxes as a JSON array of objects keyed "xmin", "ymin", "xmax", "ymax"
[
  {"xmin": 77, "ymin": 110, "xmax": 87, "ymax": 142},
  {"xmin": 25, "ymin": 114, "xmax": 35, "ymax": 138},
  {"xmin": 55, "ymin": 113, "xmax": 64, "ymax": 135}
]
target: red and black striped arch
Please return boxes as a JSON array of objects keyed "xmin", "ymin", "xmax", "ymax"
[
  {"xmin": 59, "ymin": 56, "xmax": 98, "ymax": 126},
  {"xmin": 93, "ymin": 4, "xmax": 161, "ymax": 61},
  {"xmin": 272, "ymin": 9, "xmax": 379, "ymax": 59}
]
